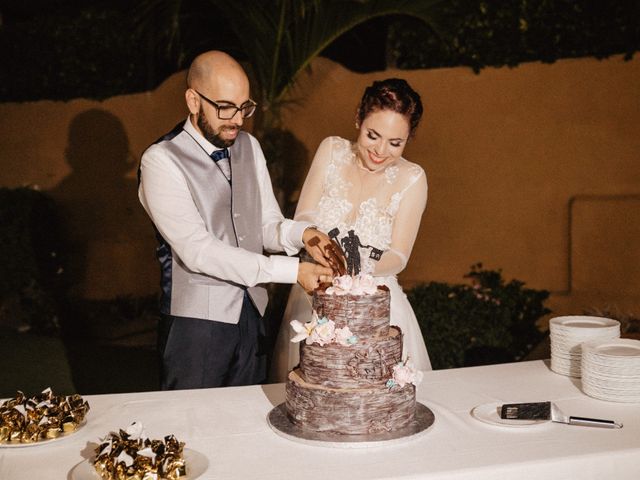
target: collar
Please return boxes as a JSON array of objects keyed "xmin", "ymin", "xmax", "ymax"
[{"xmin": 183, "ymin": 117, "xmax": 227, "ymax": 157}]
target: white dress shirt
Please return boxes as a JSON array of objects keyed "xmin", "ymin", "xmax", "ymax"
[{"xmin": 139, "ymin": 118, "xmax": 309, "ymax": 288}]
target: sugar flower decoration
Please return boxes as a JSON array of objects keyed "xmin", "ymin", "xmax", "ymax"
[
  {"xmin": 290, "ymin": 317, "xmax": 318, "ymax": 344},
  {"xmin": 290, "ymin": 311, "xmax": 359, "ymax": 347},
  {"xmin": 386, "ymin": 359, "xmax": 423, "ymax": 388},
  {"xmin": 352, "ymin": 274, "xmax": 377, "ymax": 295},
  {"xmin": 326, "ymin": 274, "xmax": 378, "ymax": 295},
  {"xmin": 335, "ymin": 326, "xmax": 358, "ymax": 346},
  {"xmin": 326, "ymin": 275, "xmax": 353, "ymax": 295},
  {"xmin": 309, "ymin": 317, "xmax": 336, "ymax": 346}
]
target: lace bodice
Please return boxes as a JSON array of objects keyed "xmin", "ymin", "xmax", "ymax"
[{"xmin": 295, "ymin": 136, "xmax": 428, "ymax": 276}]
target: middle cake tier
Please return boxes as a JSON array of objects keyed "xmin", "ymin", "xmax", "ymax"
[{"xmin": 299, "ymin": 326, "xmax": 403, "ymax": 388}]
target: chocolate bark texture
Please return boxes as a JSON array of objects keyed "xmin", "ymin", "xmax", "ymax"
[
  {"xmin": 313, "ymin": 286, "xmax": 390, "ymax": 338},
  {"xmin": 284, "ymin": 285, "xmax": 418, "ymax": 436},
  {"xmin": 286, "ymin": 369, "xmax": 416, "ymax": 435},
  {"xmin": 299, "ymin": 326, "xmax": 403, "ymax": 388}
]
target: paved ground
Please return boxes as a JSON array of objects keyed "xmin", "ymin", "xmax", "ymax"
[{"xmin": 1, "ymin": 314, "xmax": 159, "ymax": 398}]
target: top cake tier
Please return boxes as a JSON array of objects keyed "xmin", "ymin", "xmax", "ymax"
[{"xmin": 313, "ymin": 286, "xmax": 390, "ymax": 339}]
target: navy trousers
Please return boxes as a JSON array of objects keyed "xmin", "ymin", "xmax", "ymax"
[{"xmin": 158, "ymin": 292, "xmax": 267, "ymax": 390}]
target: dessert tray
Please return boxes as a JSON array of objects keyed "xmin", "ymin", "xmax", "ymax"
[
  {"xmin": 0, "ymin": 388, "xmax": 90, "ymax": 447},
  {"xmin": 581, "ymin": 338, "xmax": 640, "ymax": 403},
  {"xmin": 69, "ymin": 448, "xmax": 209, "ymax": 480},
  {"xmin": 267, "ymin": 402, "xmax": 435, "ymax": 448},
  {"xmin": 549, "ymin": 316, "xmax": 620, "ymax": 377},
  {"xmin": 0, "ymin": 420, "xmax": 87, "ymax": 448}
]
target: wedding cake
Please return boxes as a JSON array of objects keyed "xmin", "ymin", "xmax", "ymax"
[{"xmin": 284, "ymin": 274, "xmax": 422, "ymax": 436}]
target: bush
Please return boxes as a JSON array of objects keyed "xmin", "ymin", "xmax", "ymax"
[
  {"xmin": 388, "ymin": 0, "xmax": 639, "ymax": 72},
  {"xmin": 408, "ymin": 263, "xmax": 550, "ymax": 369}
]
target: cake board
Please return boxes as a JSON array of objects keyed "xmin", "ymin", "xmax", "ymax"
[{"xmin": 267, "ymin": 402, "xmax": 435, "ymax": 449}]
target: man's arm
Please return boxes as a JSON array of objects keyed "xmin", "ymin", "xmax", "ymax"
[
  {"xmin": 250, "ymin": 135, "xmax": 338, "ymax": 271},
  {"xmin": 139, "ymin": 144, "xmax": 299, "ymax": 287}
]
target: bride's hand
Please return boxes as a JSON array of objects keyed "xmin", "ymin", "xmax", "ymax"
[{"xmin": 302, "ymin": 228, "xmax": 346, "ymax": 275}]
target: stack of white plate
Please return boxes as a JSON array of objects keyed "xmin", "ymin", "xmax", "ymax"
[
  {"xmin": 581, "ymin": 338, "xmax": 640, "ymax": 403},
  {"xmin": 549, "ymin": 315, "xmax": 620, "ymax": 377}
]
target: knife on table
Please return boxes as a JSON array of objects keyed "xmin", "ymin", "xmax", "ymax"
[{"xmin": 500, "ymin": 401, "xmax": 623, "ymax": 429}]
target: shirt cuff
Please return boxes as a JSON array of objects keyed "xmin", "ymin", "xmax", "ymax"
[
  {"xmin": 281, "ymin": 220, "xmax": 313, "ymax": 255},
  {"xmin": 269, "ymin": 254, "xmax": 300, "ymax": 284}
]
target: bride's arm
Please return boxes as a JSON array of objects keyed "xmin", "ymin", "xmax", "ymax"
[
  {"xmin": 294, "ymin": 137, "xmax": 347, "ymax": 270},
  {"xmin": 294, "ymin": 137, "xmax": 333, "ymax": 223},
  {"xmin": 373, "ymin": 168, "xmax": 428, "ymax": 276}
]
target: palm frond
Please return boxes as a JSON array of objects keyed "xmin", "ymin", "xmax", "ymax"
[
  {"xmin": 133, "ymin": 0, "xmax": 185, "ymax": 63},
  {"xmin": 184, "ymin": 0, "xmax": 448, "ymax": 131},
  {"xmin": 208, "ymin": 0, "xmax": 443, "ymax": 103},
  {"xmin": 279, "ymin": 0, "xmax": 445, "ymax": 105}
]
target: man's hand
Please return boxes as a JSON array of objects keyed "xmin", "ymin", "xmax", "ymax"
[
  {"xmin": 302, "ymin": 228, "xmax": 347, "ymax": 276},
  {"xmin": 297, "ymin": 262, "xmax": 333, "ymax": 294}
]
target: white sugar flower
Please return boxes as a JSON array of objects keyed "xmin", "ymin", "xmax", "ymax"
[
  {"xmin": 326, "ymin": 274, "xmax": 378, "ymax": 295},
  {"xmin": 309, "ymin": 318, "xmax": 336, "ymax": 346},
  {"xmin": 355, "ymin": 274, "xmax": 378, "ymax": 294},
  {"xmin": 391, "ymin": 359, "xmax": 423, "ymax": 387},
  {"xmin": 290, "ymin": 318, "xmax": 317, "ymax": 343},
  {"xmin": 334, "ymin": 275, "xmax": 353, "ymax": 291},
  {"xmin": 335, "ymin": 326, "xmax": 357, "ymax": 346},
  {"xmin": 326, "ymin": 275, "xmax": 352, "ymax": 295}
]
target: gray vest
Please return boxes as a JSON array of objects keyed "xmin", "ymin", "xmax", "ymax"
[{"xmin": 161, "ymin": 129, "xmax": 268, "ymax": 323}]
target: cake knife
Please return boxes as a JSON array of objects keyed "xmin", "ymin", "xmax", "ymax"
[{"xmin": 500, "ymin": 401, "xmax": 623, "ymax": 428}]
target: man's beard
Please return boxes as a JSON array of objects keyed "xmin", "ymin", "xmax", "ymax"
[{"xmin": 197, "ymin": 106, "xmax": 239, "ymax": 148}]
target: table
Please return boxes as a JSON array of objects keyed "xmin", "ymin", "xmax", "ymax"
[{"xmin": 1, "ymin": 360, "xmax": 639, "ymax": 479}]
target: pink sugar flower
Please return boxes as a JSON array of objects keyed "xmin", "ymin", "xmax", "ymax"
[
  {"xmin": 391, "ymin": 359, "xmax": 423, "ymax": 387},
  {"xmin": 309, "ymin": 318, "xmax": 336, "ymax": 346}
]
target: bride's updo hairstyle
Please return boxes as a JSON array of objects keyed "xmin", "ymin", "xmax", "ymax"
[{"xmin": 356, "ymin": 78, "xmax": 423, "ymax": 137}]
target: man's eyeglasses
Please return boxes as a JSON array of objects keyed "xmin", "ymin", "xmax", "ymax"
[{"xmin": 195, "ymin": 90, "xmax": 257, "ymax": 120}]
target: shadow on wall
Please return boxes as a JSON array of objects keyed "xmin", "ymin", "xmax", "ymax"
[
  {"xmin": 48, "ymin": 108, "xmax": 156, "ymax": 299},
  {"xmin": 261, "ymin": 128, "xmax": 310, "ymax": 218}
]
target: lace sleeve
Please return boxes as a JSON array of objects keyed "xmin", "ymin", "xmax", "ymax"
[
  {"xmin": 294, "ymin": 136, "xmax": 333, "ymax": 223},
  {"xmin": 373, "ymin": 167, "xmax": 428, "ymax": 276}
]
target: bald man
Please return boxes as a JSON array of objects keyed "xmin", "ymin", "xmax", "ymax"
[{"xmin": 139, "ymin": 51, "xmax": 333, "ymax": 389}]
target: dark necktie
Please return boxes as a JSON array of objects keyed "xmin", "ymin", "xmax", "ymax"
[
  {"xmin": 210, "ymin": 148, "xmax": 229, "ymax": 162},
  {"xmin": 210, "ymin": 148, "xmax": 231, "ymax": 181}
]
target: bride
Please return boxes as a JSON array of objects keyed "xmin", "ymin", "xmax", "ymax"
[{"xmin": 271, "ymin": 78, "xmax": 432, "ymax": 381}]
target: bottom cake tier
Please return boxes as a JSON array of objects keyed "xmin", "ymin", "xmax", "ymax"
[{"xmin": 285, "ymin": 369, "xmax": 416, "ymax": 435}]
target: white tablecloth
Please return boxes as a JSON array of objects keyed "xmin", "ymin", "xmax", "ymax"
[{"xmin": 1, "ymin": 360, "xmax": 639, "ymax": 479}]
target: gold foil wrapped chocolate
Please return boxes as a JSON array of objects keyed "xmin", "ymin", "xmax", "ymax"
[
  {"xmin": 0, "ymin": 387, "xmax": 90, "ymax": 444},
  {"xmin": 93, "ymin": 422, "xmax": 187, "ymax": 480}
]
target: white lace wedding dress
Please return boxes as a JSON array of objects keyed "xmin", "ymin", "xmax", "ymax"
[{"xmin": 270, "ymin": 136, "xmax": 432, "ymax": 382}]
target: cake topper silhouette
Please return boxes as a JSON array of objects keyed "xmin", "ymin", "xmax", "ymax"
[{"xmin": 328, "ymin": 228, "xmax": 383, "ymax": 276}]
